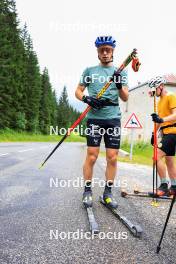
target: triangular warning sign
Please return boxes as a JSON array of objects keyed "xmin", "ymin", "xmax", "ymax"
[{"xmin": 124, "ymin": 113, "xmax": 142, "ymax": 129}]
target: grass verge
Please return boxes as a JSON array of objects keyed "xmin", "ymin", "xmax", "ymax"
[
  {"xmin": 0, "ymin": 129, "xmax": 86, "ymax": 143},
  {"xmin": 100, "ymin": 141, "xmax": 153, "ymax": 166}
]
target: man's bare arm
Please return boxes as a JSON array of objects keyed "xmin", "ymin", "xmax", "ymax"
[
  {"xmin": 163, "ymin": 108, "xmax": 176, "ymax": 122},
  {"xmin": 75, "ymin": 84, "xmax": 86, "ymax": 101},
  {"xmin": 118, "ymin": 86, "xmax": 129, "ymax": 102}
]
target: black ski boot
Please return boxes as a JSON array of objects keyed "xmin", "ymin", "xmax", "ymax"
[
  {"xmin": 103, "ymin": 192, "xmax": 118, "ymax": 209},
  {"xmin": 169, "ymin": 185, "xmax": 176, "ymax": 196},
  {"xmin": 82, "ymin": 190, "xmax": 93, "ymax": 208},
  {"xmin": 156, "ymin": 183, "xmax": 169, "ymax": 197}
]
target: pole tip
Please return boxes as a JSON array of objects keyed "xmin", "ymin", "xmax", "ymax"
[
  {"xmin": 151, "ymin": 201, "xmax": 159, "ymax": 207},
  {"xmin": 156, "ymin": 246, "xmax": 161, "ymax": 254},
  {"xmin": 39, "ymin": 164, "xmax": 43, "ymax": 169}
]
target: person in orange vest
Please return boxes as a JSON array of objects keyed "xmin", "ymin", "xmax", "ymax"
[{"xmin": 149, "ymin": 76, "xmax": 176, "ymax": 196}]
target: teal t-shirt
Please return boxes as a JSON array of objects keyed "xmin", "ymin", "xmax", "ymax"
[{"xmin": 79, "ymin": 65, "xmax": 128, "ymax": 119}]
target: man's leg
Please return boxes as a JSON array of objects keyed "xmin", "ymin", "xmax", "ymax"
[
  {"xmin": 156, "ymin": 148, "xmax": 169, "ymax": 195},
  {"xmin": 101, "ymin": 148, "xmax": 119, "ymax": 208},
  {"xmin": 165, "ymin": 156, "xmax": 176, "ymax": 180},
  {"xmin": 82, "ymin": 147, "xmax": 99, "ymax": 207},
  {"xmin": 105, "ymin": 148, "xmax": 118, "ymax": 182},
  {"xmin": 165, "ymin": 156, "xmax": 176, "ymax": 195},
  {"xmin": 156, "ymin": 134, "xmax": 176, "ymax": 195},
  {"xmin": 102, "ymin": 119, "xmax": 120, "ymax": 208},
  {"xmin": 157, "ymin": 148, "xmax": 167, "ymax": 181},
  {"xmin": 83, "ymin": 147, "xmax": 99, "ymax": 181}
]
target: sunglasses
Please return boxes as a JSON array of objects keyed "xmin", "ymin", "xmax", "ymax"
[{"xmin": 98, "ymin": 47, "xmax": 113, "ymax": 54}]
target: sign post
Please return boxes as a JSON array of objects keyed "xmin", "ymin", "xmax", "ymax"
[{"xmin": 124, "ymin": 113, "xmax": 143, "ymax": 160}]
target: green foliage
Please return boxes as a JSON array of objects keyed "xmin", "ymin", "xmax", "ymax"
[
  {"xmin": 39, "ymin": 68, "xmax": 57, "ymax": 134},
  {"xmin": 57, "ymin": 87, "xmax": 81, "ymax": 134},
  {"xmin": 15, "ymin": 112, "xmax": 27, "ymax": 130},
  {"xmin": 0, "ymin": 0, "xmax": 81, "ymax": 135},
  {"xmin": 121, "ymin": 140, "xmax": 152, "ymax": 158},
  {"xmin": 0, "ymin": 128, "xmax": 86, "ymax": 142},
  {"xmin": 0, "ymin": 0, "xmax": 25, "ymax": 128},
  {"xmin": 118, "ymin": 141, "xmax": 153, "ymax": 165}
]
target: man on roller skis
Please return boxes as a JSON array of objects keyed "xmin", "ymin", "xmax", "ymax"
[
  {"xmin": 149, "ymin": 76, "xmax": 176, "ymax": 196},
  {"xmin": 75, "ymin": 36, "xmax": 128, "ymax": 209}
]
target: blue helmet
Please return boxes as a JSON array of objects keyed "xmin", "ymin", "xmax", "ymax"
[{"xmin": 95, "ymin": 36, "xmax": 116, "ymax": 48}]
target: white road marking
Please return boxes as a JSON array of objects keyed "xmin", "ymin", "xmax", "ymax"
[
  {"xmin": 0, "ymin": 146, "xmax": 49, "ymax": 157},
  {"xmin": 18, "ymin": 148, "xmax": 33, "ymax": 153},
  {"xmin": 0, "ymin": 153, "xmax": 9, "ymax": 157}
]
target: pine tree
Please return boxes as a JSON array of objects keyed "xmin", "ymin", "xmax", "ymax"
[
  {"xmin": 57, "ymin": 86, "xmax": 70, "ymax": 130},
  {"xmin": 0, "ymin": 0, "xmax": 80, "ymax": 135},
  {"xmin": 39, "ymin": 68, "xmax": 57, "ymax": 134},
  {"xmin": 50, "ymin": 90, "xmax": 58, "ymax": 128},
  {"xmin": 0, "ymin": 0, "xmax": 27, "ymax": 129},
  {"xmin": 24, "ymin": 35, "xmax": 41, "ymax": 132}
]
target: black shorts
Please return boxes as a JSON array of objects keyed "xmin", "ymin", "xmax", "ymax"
[
  {"xmin": 159, "ymin": 134, "xmax": 176, "ymax": 156},
  {"xmin": 86, "ymin": 118, "xmax": 121, "ymax": 149}
]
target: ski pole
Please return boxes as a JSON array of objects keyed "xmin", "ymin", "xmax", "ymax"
[
  {"xmin": 156, "ymin": 195, "xmax": 176, "ymax": 253},
  {"xmin": 39, "ymin": 49, "xmax": 140, "ymax": 168},
  {"xmin": 151, "ymin": 92, "xmax": 159, "ymax": 207}
]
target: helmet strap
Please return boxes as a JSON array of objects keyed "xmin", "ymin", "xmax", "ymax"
[
  {"xmin": 158, "ymin": 85, "xmax": 164, "ymax": 96},
  {"xmin": 159, "ymin": 87, "xmax": 164, "ymax": 96}
]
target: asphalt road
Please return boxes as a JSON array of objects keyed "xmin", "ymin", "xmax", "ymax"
[{"xmin": 0, "ymin": 142, "xmax": 176, "ymax": 264}]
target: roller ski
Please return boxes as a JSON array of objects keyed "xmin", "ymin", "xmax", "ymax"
[
  {"xmin": 139, "ymin": 183, "xmax": 172, "ymax": 199},
  {"xmin": 121, "ymin": 188, "xmax": 172, "ymax": 200},
  {"xmin": 169, "ymin": 185, "xmax": 176, "ymax": 196},
  {"xmin": 133, "ymin": 184, "xmax": 169, "ymax": 197},
  {"xmin": 99, "ymin": 195, "xmax": 143, "ymax": 238},
  {"xmin": 82, "ymin": 190, "xmax": 99, "ymax": 234}
]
